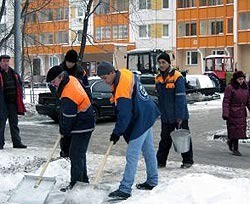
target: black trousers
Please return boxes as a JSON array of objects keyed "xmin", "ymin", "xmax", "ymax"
[
  {"xmin": 156, "ymin": 120, "xmax": 194, "ymax": 165},
  {"xmin": 0, "ymin": 103, "xmax": 22, "ymax": 147},
  {"xmin": 228, "ymin": 138, "xmax": 239, "ymax": 151},
  {"xmin": 69, "ymin": 132, "xmax": 91, "ymax": 184}
]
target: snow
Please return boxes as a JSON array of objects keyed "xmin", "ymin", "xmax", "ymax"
[{"xmin": 1, "ymin": 94, "xmax": 250, "ymax": 203}]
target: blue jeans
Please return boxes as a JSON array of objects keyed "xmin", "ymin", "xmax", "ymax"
[
  {"xmin": 119, "ymin": 127, "xmax": 158, "ymax": 194},
  {"xmin": 69, "ymin": 132, "xmax": 91, "ymax": 184}
]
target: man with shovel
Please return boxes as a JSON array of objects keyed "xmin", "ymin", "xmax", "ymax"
[
  {"xmin": 97, "ymin": 61, "xmax": 160, "ymax": 199},
  {"xmin": 46, "ymin": 66, "xmax": 95, "ymax": 192}
]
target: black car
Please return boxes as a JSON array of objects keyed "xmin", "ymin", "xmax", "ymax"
[{"xmin": 36, "ymin": 77, "xmax": 116, "ymax": 122}]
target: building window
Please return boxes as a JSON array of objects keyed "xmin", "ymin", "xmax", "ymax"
[
  {"xmin": 178, "ymin": 0, "xmax": 195, "ymax": 8},
  {"xmin": 26, "ymin": 34, "xmax": 37, "ymax": 46},
  {"xmin": 212, "ymin": 50, "xmax": 224, "ymax": 55},
  {"xmin": 77, "ymin": 30, "xmax": 83, "ymax": 42},
  {"xmin": 227, "ymin": 0, "xmax": 233, "ymax": 3},
  {"xmin": 55, "ymin": 31, "xmax": 68, "ymax": 44},
  {"xmin": 239, "ymin": 12, "xmax": 250, "ymax": 30},
  {"xmin": 39, "ymin": 33, "xmax": 54, "ymax": 44},
  {"xmin": 114, "ymin": 0, "xmax": 129, "ymax": 11},
  {"xmin": 139, "ymin": 0, "xmax": 151, "ymax": 10},
  {"xmin": 199, "ymin": 0, "xmax": 223, "ymax": 6},
  {"xmin": 26, "ymin": 13, "xmax": 36, "ymax": 23},
  {"xmin": 139, "ymin": 25, "xmax": 151, "ymax": 38},
  {"xmin": 186, "ymin": 51, "xmax": 198, "ymax": 65},
  {"xmin": 178, "ymin": 22, "xmax": 196, "ymax": 36},
  {"xmin": 227, "ymin": 18, "xmax": 233, "ymax": 33},
  {"xmin": 77, "ymin": 8, "xmax": 84, "ymax": 17},
  {"xmin": 118, "ymin": 25, "xmax": 128, "ymax": 39},
  {"xmin": 49, "ymin": 56, "xmax": 59, "ymax": 67},
  {"xmin": 95, "ymin": 0, "xmax": 110, "ymax": 14},
  {"xmin": 163, "ymin": 0, "xmax": 169, "ymax": 8},
  {"xmin": 113, "ymin": 26, "xmax": 118, "ymax": 39},
  {"xmin": 210, "ymin": 20, "xmax": 223, "ymax": 35},
  {"xmin": 163, "ymin": 24, "xmax": 169, "ymax": 37}
]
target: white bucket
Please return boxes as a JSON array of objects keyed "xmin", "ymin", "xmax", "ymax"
[{"xmin": 171, "ymin": 129, "xmax": 191, "ymax": 153}]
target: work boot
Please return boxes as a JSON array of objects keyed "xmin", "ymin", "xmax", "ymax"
[
  {"xmin": 232, "ymin": 150, "xmax": 241, "ymax": 156},
  {"xmin": 157, "ymin": 163, "xmax": 166, "ymax": 168},
  {"xmin": 60, "ymin": 183, "xmax": 75, "ymax": 192},
  {"xmin": 180, "ymin": 163, "xmax": 193, "ymax": 169},
  {"xmin": 13, "ymin": 143, "xmax": 27, "ymax": 149},
  {"xmin": 108, "ymin": 189, "xmax": 130, "ymax": 199},
  {"xmin": 136, "ymin": 182, "xmax": 155, "ymax": 190}
]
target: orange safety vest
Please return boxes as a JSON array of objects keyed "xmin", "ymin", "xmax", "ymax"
[
  {"xmin": 61, "ymin": 76, "xmax": 91, "ymax": 112},
  {"xmin": 110, "ymin": 69, "xmax": 134, "ymax": 105}
]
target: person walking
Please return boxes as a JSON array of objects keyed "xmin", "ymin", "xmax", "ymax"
[
  {"xmin": 155, "ymin": 52, "xmax": 194, "ymax": 169},
  {"xmin": 97, "ymin": 61, "xmax": 160, "ymax": 199},
  {"xmin": 0, "ymin": 55, "xmax": 27, "ymax": 149},
  {"xmin": 56, "ymin": 49, "xmax": 91, "ymax": 158},
  {"xmin": 222, "ymin": 71, "xmax": 250, "ymax": 156},
  {"xmin": 46, "ymin": 66, "xmax": 95, "ymax": 191}
]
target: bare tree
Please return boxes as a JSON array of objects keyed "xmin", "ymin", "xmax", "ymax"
[{"xmin": 78, "ymin": 0, "xmax": 101, "ymax": 62}]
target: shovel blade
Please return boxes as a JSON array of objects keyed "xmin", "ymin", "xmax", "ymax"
[
  {"xmin": 63, "ymin": 182, "xmax": 111, "ymax": 204},
  {"xmin": 8, "ymin": 175, "xmax": 56, "ymax": 204}
]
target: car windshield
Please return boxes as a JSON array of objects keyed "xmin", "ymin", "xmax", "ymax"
[{"xmin": 91, "ymin": 80, "xmax": 111, "ymax": 93}]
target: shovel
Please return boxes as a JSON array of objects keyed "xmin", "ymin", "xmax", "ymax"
[
  {"xmin": 64, "ymin": 142, "xmax": 114, "ymax": 203},
  {"xmin": 8, "ymin": 135, "xmax": 61, "ymax": 204}
]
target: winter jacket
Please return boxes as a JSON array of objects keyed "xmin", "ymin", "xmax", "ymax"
[
  {"xmin": 60, "ymin": 61, "xmax": 91, "ymax": 99},
  {"xmin": 0, "ymin": 67, "xmax": 26, "ymax": 116},
  {"xmin": 57, "ymin": 74, "xmax": 95, "ymax": 137},
  {"xmin": 222, "ymin": 82, "xmax": 250, "ymax": 139},
  {"xmin": 111, "ymin": 69, "xmax": 160, "ymax": 141},
  {"xmin": 155, "ymin": 68, "xmax": 189, "ymax": 124}
]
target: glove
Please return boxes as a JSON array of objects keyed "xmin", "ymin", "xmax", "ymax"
[
  {"xmin": 110, "ymin": 133, "xmax": 120, "ymax": 145},
  {"xmin": 222, "ymin": 116, "xmax": 228, "ymax": 120}
]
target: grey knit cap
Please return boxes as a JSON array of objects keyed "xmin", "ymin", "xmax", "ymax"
[{"xmin": 97, "ymin": 61, "xmax": 115, "ymax": 76}]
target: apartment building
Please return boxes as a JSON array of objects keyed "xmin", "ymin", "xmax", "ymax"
[
  {"xmin": 23, "ymin": 0, "xmax": 135, "ymax": 81},
  {"xmin": 176, "ymin": 0, "xmax": 250, "ymax": 74},
  {"xmin": 130, "ymin": 0, "xmax": 176, "ymax": 52}
]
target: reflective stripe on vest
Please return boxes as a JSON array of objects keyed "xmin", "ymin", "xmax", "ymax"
[{"xmin": 61, "ymin": 76, "xmax": 91, "ymax": 112}]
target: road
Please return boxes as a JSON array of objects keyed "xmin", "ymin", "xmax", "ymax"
[{"xmin": 4, "ymin": 105, "xmax": 250, "ymax": 169}]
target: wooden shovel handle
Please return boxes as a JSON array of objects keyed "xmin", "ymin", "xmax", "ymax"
[
  {"xmin": 92, "ymin": 142, "xmax": 113, "ymax": 185},
  {"xmin": 34, "ymin": 135, "xmax": 61, "ymax": 188}
]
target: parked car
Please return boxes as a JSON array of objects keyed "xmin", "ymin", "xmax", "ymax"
[{"xmin": 36, "ymin": 77, "xmax": 116, "ymax": 122}]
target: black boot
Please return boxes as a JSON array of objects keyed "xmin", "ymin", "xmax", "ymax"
[
  {"xmin": 232, "ymin": 139, "xmax": 241, "ymax": 156},
  {"xmin": 60, "ymin": 182, "xmax": 75, "ymax": 192},
  {"xmin": 136, "ymin": 182, "xmax": 155, "ymax": 190},
  {"xmin": 108, "ymin": 189, "xmax": 130, "ymax": 199},
  {"xmin": 13, "ymin": 143, "xmax": 27, "ymax": 148}
]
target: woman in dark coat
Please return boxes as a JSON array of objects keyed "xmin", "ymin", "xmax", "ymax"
[{"xmin": 222, "ymin": 71, "xmax": 250, "ymax": 156}]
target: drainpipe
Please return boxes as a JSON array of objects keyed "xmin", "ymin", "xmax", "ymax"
[
  {"xmin": 197, "ymin": 49, "xmax": 204, "ymax": 74},
  {"xmin": 233, "ymin": 0, "xmax": 238, "ymax": 71}
]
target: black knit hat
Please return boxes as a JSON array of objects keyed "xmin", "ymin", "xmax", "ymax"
[
  {"xmin": 97, "ymin": 61, "xmax": 115, "ymax": 76},
  {"xmin": 157, "ymin": 52, "xmax": 171, "ymax": 64},
  {"xmin": 46, "ymin": 65, "xmax": 64, "ymax": 82},
  {"xmin": 233, "ymin": 71, "xmax": 245, "ymax": 80},
  {"xmin": 65, "ymin": 49, "xmax": 78, "ymax": 63},
  {"xmin": 0, "ymin": 54, "xmax": 10, "ymax": 61}
]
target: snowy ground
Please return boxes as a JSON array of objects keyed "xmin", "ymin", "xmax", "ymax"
[
  {"xmin": 1, "ymin": 92, "xmax": 250, "ymax": 203},
  {"xmin": 1, "ymin": 146, "xmax": 250, "ymax": 204}
]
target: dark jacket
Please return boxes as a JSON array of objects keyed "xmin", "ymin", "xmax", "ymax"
[
  {"xmin": 57, "ymin": 74, "xmax": 95, "ymax": 137},
  {"xmin": 60, "ymin": 61, "xmax": 91, "ymax": 99},
  {"xmin": 155, "ymin": 68, "xmax": 189, "ymax": 124},
  {"xmin": 111, "ymin": 69, "xmax": 160, "ymax": 141},
  {"xmin": 222, "ymin": 80, "xmax": 250, "ymax": 139},
  {"xmin": 0, "ymin": 67, "xmax": 26, "ymax": 115}
]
